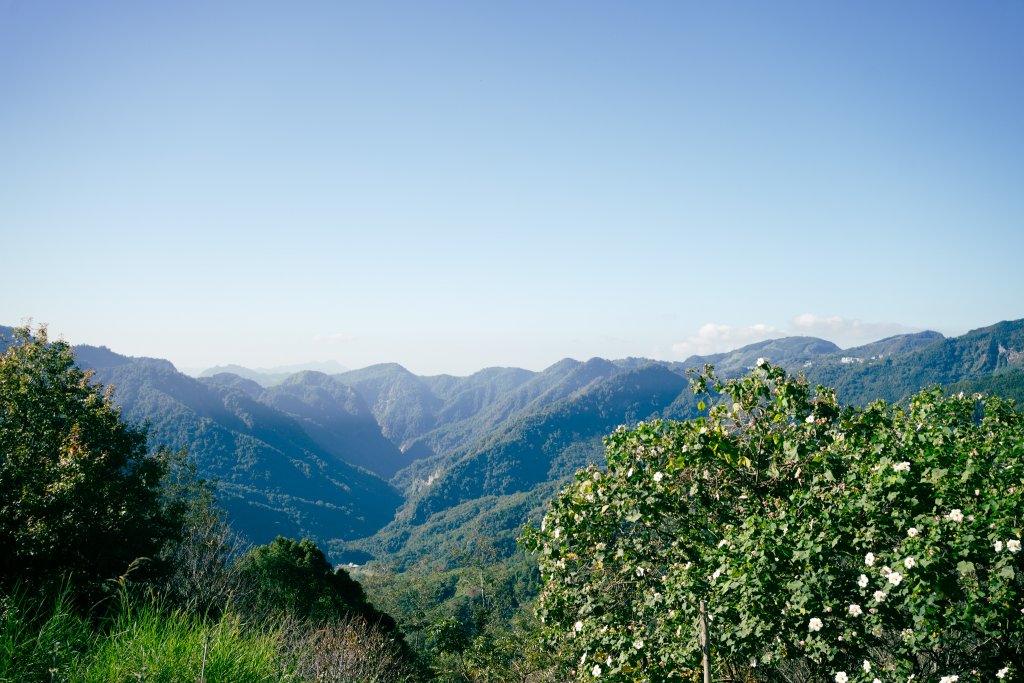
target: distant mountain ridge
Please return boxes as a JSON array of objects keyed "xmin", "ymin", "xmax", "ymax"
[
  {"xmin": 197, "ymin": 360, "xmax": 348, "ymax": 387},
  {"xmin": 3, "ymin": 319, "xmax": 1023, "ymax": 567}
]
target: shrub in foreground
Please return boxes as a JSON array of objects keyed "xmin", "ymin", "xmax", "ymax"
[{"xmin": 524, "ymin": 363, "xmax": 1022, "ymax": 682}]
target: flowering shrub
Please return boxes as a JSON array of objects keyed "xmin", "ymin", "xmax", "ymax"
[{"xmin": 522, "ymin": 363, "xmax": 1022, "ymax": 682}]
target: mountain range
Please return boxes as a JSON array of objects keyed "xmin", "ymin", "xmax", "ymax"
[{"xmin": 2, "ymin": 320, "xmax": 1022, "ymax": 567}]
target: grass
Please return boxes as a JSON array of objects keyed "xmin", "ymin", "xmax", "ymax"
[
  {"xmin": 78, "ymin": 599, "xmax": 297, "ymax": 683},
  {"xmin": 0, "ymin": 586, "xmax": 90, "ymax": 683},
  {"xmin": 0, "ymin": 588, "xmax": 300, "ymax": 683}
]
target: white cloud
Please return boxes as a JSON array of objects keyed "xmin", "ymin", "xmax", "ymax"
[
  {"xmin": 311, "ymin": 332, "xmax": 355, "ymax": 345},
  {"xmin": 672, "ymin": 314, "xmax": 919, "ymax": 359},
  {"xmin": 672, "ymin": 322, "xmax": 785, "ymax": 358}
]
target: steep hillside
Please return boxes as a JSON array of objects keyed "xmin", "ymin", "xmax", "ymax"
[
  {"xmin": 259, "ymin": 371, "xmax": 408, "ymax": 479},
  {"xmin": 355, "ymin": 364, "xmax": 693, "ymax": 568},
  {"xmin": 802, "ymin": 320, "xmax": 1024, "ymax": 404},
  {"xmin": 334, "ymin": 364, "xmax": 442, "ymax": 448},
  {"xmin": 393, "ymin": 358, "xmax": 626, "ymax": 488},
  {"xmin": 832, "ymin": 330, "xmax": 945, "ymax": 360},
  {"xmin": 70, "ymin": 346, "xmax": 402, "ymax": 550}
]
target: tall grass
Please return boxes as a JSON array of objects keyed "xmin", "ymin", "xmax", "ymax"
[
  {"xmin": 76, "ymin": 598, "xmax": 298, "ymax": 683},
  {"xmin": 1, "ymin": 588, "xmax": 423, "ymax": 682},
  {"xmin": 0, "ymin": 589, "xmax": 301, "ymax": 683},
  {"xmin": 0, "ymin": 586, "xmax": 91, "ymax": 683}
]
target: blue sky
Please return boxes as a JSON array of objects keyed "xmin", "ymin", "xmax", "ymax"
[{"xmin": 1, "ymin": 1, "xmax": 1021, "ymax": 375}]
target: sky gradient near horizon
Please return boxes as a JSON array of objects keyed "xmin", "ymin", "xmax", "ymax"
[{"xmin": 2, "ymin": 1, "xmax": 1022, "ymax": 375}]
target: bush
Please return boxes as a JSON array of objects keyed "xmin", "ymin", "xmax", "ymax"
[{"xmin": 523, "ymin": 363, "xmax": 1023, "ymax": 682}]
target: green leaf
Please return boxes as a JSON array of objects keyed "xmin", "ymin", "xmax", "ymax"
[{"xmin": 956, "ymin": 560, "xmax": 975, "ymax": 575}]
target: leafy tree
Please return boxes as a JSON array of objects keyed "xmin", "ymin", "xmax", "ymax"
[
  {"xmin": 0, "ymin": 326, "xmax": 179, "ymax": 595},
  {"xmin": 234, "ymin": 536, "xmax": 397, "ymax": 631},
  {"xmin": 522, "ymin": 363, "xmax": 1023, "ymax": 682}
]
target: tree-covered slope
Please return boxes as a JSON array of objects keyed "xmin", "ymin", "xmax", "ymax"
[
  {"xmin": 356, "ymin": 364, "xmax": 693, "ymax": 568},
  {"xmin": 70, "ymin": 345, "xmax": 402, "ymax": 549},
  {"xmin": 389, "ymin": 358, "xmax": 632, "ymax": 493},
  {"xmin": 801, "ymin": 320, "xmax": 1024, "ymax": 404},
  {"xmin": 334, "ymin": 363, "xmax": 443, "ymax": 448},
  {"xmin": 259, "ymin": 371, "xmax": 408, "ymax": 479}
]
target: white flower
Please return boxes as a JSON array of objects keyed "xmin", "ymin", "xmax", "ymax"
[
  {"xmin": 893, "ymin": 461, "xmax": 911, "ymax": 472},
  {"xmin": 863, "ymin": 660, "xmax": 871, "ymax": 673},
  {"xmin": 835, "ymin": 672, "xmax": 848, "ymax": 683},
  {"xmin": 636, "ymin": 566, "xmax": 645, "ymax": 577},
  {"xmin": 874, "ymin": 679, "xmax": 882, "ymax": 683},
  {"xmin": 865, "ymin": 552, "xmax": 876, "ymax": 566},
  {"xmin": 857, "ymin": 574, "xmax": 869, "ymax": 588},
  {"xmin": 873, "ymin": 590, "xmax": 886, "ymax": 602},
  {"xmin": 756, "ymin": 357, "xmax": 766, "ymax": 367},
  {"xmin": 938, "ymin": 676, "xmax": 959, "ymax": 683},
  {"xmin": 653, "ymin": 471, "xmax": 664, "ymax": 482},
  {"xmin": 997, "ymin": 667, "xmax": 1009, "ymax": 679},
  {"xmin": 633, "ymin": 638, "xmax": 644, "ymax": 649},
  {"xmin": 712, "ymin": 568, "xmax": 722, "ymax": 580},
  {"xmin": 903, "ymin": 557, "xmax": 916, "ymax": 569},
  {"xmin": 848, "ymin": 604, "xmax": 863, "ymax": 617},
  {"xmin": 995, "ymin": 540, "xmax": 1004, "ymax": 552},
  {"xmin": 554, "ymin": 527, "xmax": 562, "ymax": 539},
  {"xmin": 592, "ymin": 664, "xmax": 602, "ymax": 677},
  {"xmin": 808, "ymin": 617, "xmax": 823, "ymax": 632},
  {"xmin": 580, "ymin": 653, "xmax": 587, "ymax": 665},
  {"xmin": 888, "ymin": 571, "xmax": 903, "ymax": 586},
  {"xmin": 881, "ymin": 566, "xmax": 893, "ymax": 578},
  {"xmin": 1009, "ymin": 539, "xmax": 1021, "ymax": 553},
  {"xmin": 947, "ymin": 509, "xmax": 964, "ymax": 523},
  {"xmin": 574, "ymin": 621, "xmax": 583, "ymax": 632},
  {"xmin": 907, "ymin": 527, "xmax": 919, "ymax": 537},
  {"xmin": 717, "ymin": 539, "xmax": 728, "ymax": 548}
]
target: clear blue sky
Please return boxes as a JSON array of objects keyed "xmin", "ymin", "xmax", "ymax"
[{"xmin": 2, "ymin": 1, "xmax": 1021, "ymax": 375}]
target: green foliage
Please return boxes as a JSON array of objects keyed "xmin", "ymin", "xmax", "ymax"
[
  {"xmin": 235, "ymin": 537, "xmax": 398, "ymax": 632},
  {"xmin": 77, "ymin": 599, "xmax": 295, "ymax": 683},
  {"xmin": 948, "ymin": 367, "xmax": 1024, "ymax": 406},
  {"xmin": 523, "ymin": 363, "xmax": 1023, "ymax": 682},
  {"xmin": 0, "ymin": 587, "xmax": 91, "ymax": 683},
  {"xmin": 429, "ymin": 612, "xmax": 561, "ymax": 683},
  {"xmin": 0, "ymin": 585, "xmax": 420, "ymax": 683},
  {"xmin": 0, "ymin": 326, "xmax": 179, "ymax": 595}
]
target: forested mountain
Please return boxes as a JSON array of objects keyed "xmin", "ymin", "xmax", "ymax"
[
  {"xmin": 259, "ymin": 371, "xmax": 408, "ymax": 479},
  {"xmin": 63, "ymin": 343, "xmax": 403, "ymax": 551},
  {"xmin": 345, "ymin": 321, "xmax": 1024, "ymax": 569},
  {"xmin": 802, "ymin": 322, "xmax": 1024, "ymax": 404},
  {"xmin": 3, "ymin": 319, "xmax": 1022, "ymax": 569},
  {"xmin": 333, "ymin": 364, "xmax": 443, "ymax": 448},
  {"xmin": 680, "ymin": 335, "xmax": 841, "ymax": 376}
]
